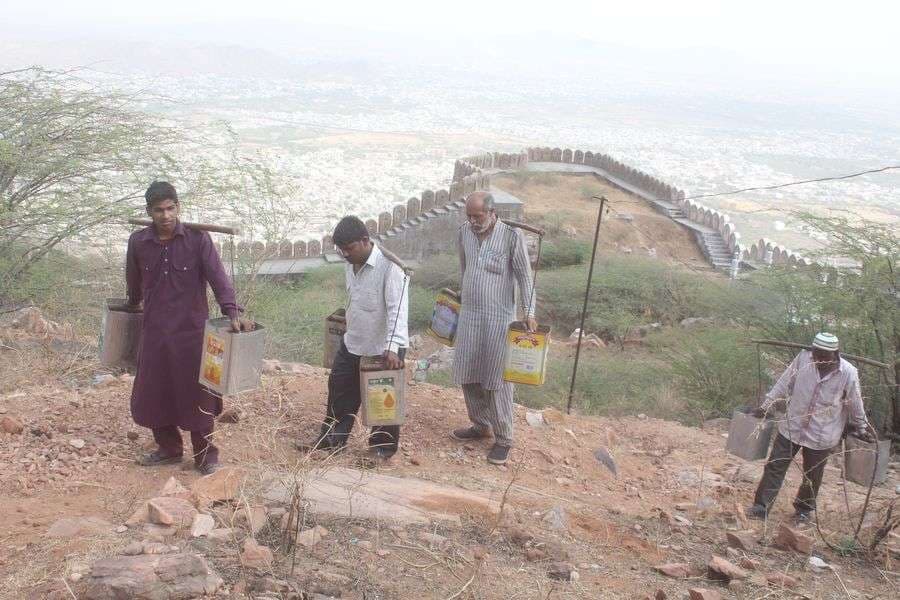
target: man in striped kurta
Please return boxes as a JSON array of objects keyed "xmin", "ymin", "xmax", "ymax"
[{"xmin": 451, "ymin": 191, "xmax": 537, "ymax": 465}]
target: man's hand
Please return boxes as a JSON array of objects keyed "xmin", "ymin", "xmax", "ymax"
[
  {"xmin": 230, "ymin": 317, "xmax": 255, "ymax": 333},
  {"xmin": 850, "ymin": 426, "xmax": 876, "ymax": 443},
  {"xmin": 526, "ymin": 317, "xmax": 538, "ymax": 333},
  {"xmin": 753, "ymin": 398, "xmax": 787, "ymax": 419},
  {"xmin": 383, "ymin": 350, "xmax": 402, "ymax": 370}
]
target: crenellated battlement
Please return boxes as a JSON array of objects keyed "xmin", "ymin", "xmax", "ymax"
[{"xmin": 244, "ymin": 146, "xmax": 812, "ymax": 273}]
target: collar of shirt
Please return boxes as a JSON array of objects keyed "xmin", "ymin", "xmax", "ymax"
[
  {"xmin": 351, "ymin": 243, "xmax": 383, "ymax": 276},
  {"xmin": 815, "ymin": 356, "xmax": 844, "ymax": 383},
  {"xmin": 134, "ymin": 221, "xmax": 187, "ymax": 244}
]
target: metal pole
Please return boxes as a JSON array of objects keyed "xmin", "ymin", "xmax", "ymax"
[{"xmin": 566, "ymin": 196, "xmax": 607, "ymax": 414}]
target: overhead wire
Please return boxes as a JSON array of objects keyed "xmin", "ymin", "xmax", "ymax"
[{"xmin": 681, "ymin": 164, "xmax": 900, "ymax": 202}]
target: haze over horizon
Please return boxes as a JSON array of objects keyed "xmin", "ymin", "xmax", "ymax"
[{"xmin": 2, "ymin": 0, "xmax": 897, "ymax": 247}]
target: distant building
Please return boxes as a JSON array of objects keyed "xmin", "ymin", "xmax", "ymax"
[{"xmin": 490, "ymin": 187, "xmax": 524, "ymax": 221}]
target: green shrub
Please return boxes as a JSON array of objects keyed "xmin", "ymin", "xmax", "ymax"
[
  {"xmin": 666, "ymin": 328, "xmax": 759, "ymax": 423},
  {"xmin": 539, "ymin": 239, "xmax": 589, "ymax": 268}
]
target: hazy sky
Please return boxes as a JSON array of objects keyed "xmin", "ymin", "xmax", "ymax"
[{"xmin": 5, "ymin": 0, "xmax": 899, "ymax": 78}]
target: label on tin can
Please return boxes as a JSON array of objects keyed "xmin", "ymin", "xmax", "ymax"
[
  {"xmin": 427, "ymin": 289, "xmax": 461, "ymax": 346},
  {"xmin": 365, "ymin": 376, "xmax": 398, "ymax": 422},
  {"xmin": 201, "ymin": 332, "xmax": 227, "ymax": 386},
  {"xmin": 503, "ymin": 324, "xmax": 550, "ymax": 386}
]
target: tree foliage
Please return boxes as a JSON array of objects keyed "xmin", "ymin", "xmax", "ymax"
[
  {"xmin": 0, "ymin": 68, "xmax": 304, "ymax": 305},
  {"xmin": 0, "ymin": 68, "xmax": 180, "ymax": 289}
]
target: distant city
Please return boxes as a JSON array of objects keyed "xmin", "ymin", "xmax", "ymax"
[{"xmin": 5, "ymin": 34, "xmax": 899, "ymax": 251}]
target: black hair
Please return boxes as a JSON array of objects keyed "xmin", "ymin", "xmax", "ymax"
[
  {"xmin": 145, "ymin": 181, "xmax": 178, "ymax": 207},
  {"xmin": 332, "ymin": 216, "xmax": 370, "ymax": 246}
]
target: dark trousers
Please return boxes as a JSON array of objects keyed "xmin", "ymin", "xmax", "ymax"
[
  {"xmin": 153, "ymin": 425, "xmax": 218, "ymax": 467},
  {"xmin": 319, "ymin": 342, "xmax": 403, "ymax": 456},
  {"xmin": 754, "ymin": 433, "xmax": 832, "ymax": 513}
]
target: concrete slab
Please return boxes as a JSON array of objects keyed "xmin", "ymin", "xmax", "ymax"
[{"xmin": 263, "ymin": 467, "xmax": 499, "ymax": 525}]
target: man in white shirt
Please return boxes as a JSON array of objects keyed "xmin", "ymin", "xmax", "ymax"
[
  {"xmin": 747, "ymin": 332, "xmax": 873, "ymax": 522},
  {"xmin": 299, "ymin": 216, "xmax": 409, "ymax": 461}
]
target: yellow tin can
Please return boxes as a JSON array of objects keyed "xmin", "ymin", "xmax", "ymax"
[
  {"xmin": 359, "ymin": 355, "xmax": 406, "ymax": 426},
  {"xmin": 426, "ymin": 288, "xmax": 461, "ymax": 346},
  {"xmin": 502, "ymin": 321, "xmax": 551, "ymax": 386}
]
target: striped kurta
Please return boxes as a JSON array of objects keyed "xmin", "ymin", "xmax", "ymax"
[{"xmin": 452, "ymin": 220, "xmax": 536, "ymax": 390}]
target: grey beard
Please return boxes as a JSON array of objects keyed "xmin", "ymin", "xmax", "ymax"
[{"xmin": 474, "ymin": 215, "xmax": 496, "ymax": 234}]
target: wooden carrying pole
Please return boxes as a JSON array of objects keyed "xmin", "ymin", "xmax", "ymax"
[
  {"xmin": 502, "ymin": 220, "xmax": 546, "ymax": 237},
  {"xmin": 128, "ymin": 218, "xmax": 241, "ymax": 236},
  {"xmin": 377, "ymin": 245, "xmax": 414, "ymax": 276},
  {"xmin": 750, "ymin": 339, "xmax": 890, "ymax": 370},
  {"xmin": 566, "ymin": 196, "xmax": 607, "ymax": 414}
]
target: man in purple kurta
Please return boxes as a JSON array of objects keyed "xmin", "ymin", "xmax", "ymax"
[{"xmin": 125, "ymin": 181, "xmax": 250, "ymax": 474}]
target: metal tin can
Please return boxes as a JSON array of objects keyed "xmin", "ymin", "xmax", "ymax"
[
  {"xmin": 359, "ymin": 355, "xmax": 406, "ymax": 426},
  {"xmin": 426, "ymin": 288, "xmax": 461, "ymax": 347},
  {"xmin": 725, "ymin": 408, "xmax": 775, "ymax": 461},
  {"xmin": 844, "ymin": 435, "xmax": 890, "ymax": 486},
  {"xmin": 99, "ymin": 298, "xmax": 143, "ymax": 370},
  {"xmin": 199, "ymin": 317, "xmax": 266, "ymax": 396},
  {"xmin": 502, "ymin": 321, "xmax": 551, "ymax": 386},
  {"xmin": 323, "ymin": 308, "xmax": 347, "ymax": 369}
]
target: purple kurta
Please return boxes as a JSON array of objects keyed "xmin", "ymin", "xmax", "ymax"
[{"xmin": 126, "ymin": 222, "xmax": 240, "ymax": 431}]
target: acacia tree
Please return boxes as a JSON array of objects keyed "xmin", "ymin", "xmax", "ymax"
[
  {"xmin": 0, "ymin": 68, "xmax": 307, "ymax": 306},
  {"xmin": 0, "ymin": 68, "xmax": 183, "ymax": 292}
]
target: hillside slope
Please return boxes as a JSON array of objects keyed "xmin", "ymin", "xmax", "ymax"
[{"xmin": 0, "ymin": 314, "xmax": 897, "ymax": 599}]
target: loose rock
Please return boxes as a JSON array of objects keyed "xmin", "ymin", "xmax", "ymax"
[
  {"xmin": 707, "ymin": 555, "xmax": 748, "ymax": 582},
  {"xmin": 191, "ymin": 466, "xmax": 242, "ymax": 506},
  {"xmin": 158, "ymin": 476, "xmax": 191, "ymax": 499},
  {"xmin": 46, "ymin": 516, "xmax": 113, "ymax": 539},
  {"xmin": 207, "ymin": 528, "xmax": 234, "ymax": 543},
  {"xmin": 296, "ymin": 525, "xmax": 329, "ymax": 548},
  {"xmin": 688, "ymin": 589, "xmax": 722, "ymax": 600},
  {"xmin": 542, "ymin": 505, "xmax": 568, "ymax": 532},
  {"xmin": 654, "ymin": 563, "xmax": 693, "ymax": 579},
  {"xmin": 147, "ymin": 497, "xmax": 198, "ymax": 528},
  {"xmin": 191, "ymin": 513, "xmax": 216, "ymax": 538},
  {"xmin": 121, "ymin": 541, "xmax": 144, "ymax": 556},
  {"xmin": 241, "ymin": 538, "xmax": 274, "ymax": 569},
  {"xmin": 84, "ymin": 552, "xmax": 222, "ymax": 600},
  {"xmin": 1, "ymin": 416, "xmax": 24, "ymax": 434},
  {"xmin": 725, "ymin": 531, "xmax": 753, "ymax": 551},
  {"xmin": 773, "ymin": 524, "xmax": 813, "ymax": 554}
]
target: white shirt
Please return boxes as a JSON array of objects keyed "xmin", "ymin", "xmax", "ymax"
[
  {"xmin": 343, "ymin": 243, "xmax": 409, "ymax": 357},
  {"xmin": 764, "ymin": 350, "xmax": 868, "ymax": 450}
]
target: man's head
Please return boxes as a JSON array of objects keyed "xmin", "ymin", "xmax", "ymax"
[
  {"xmin": 333, "ymin": 216, "xmax": 372, "ymax": 265},
  {"xmin": 811, "ymin": 332, "xmax": 840, "ymax": 365},
  {"xmin": 145, "ymin": 181, "xmax": 179, "ymax": 237},
  {"xmin": 465, "ymin": 191, "xmax": 496, "ymax": 234}
]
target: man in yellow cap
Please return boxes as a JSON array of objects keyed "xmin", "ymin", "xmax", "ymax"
[{"xmin": 747, "ymin": 332, "xmax": 873, "ymax": 522}]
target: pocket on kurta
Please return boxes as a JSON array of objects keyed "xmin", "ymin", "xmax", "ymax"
[
  {"xmin": 172, "ymin": 255, "xmax": 200, "ymax": 273},
  {"xmin": 484, "ymin": 251, "xmax": 506, "ymax": 274}
]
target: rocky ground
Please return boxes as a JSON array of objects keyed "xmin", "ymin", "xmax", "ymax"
[{"xmin": 0, "ymin": 309, "xmax": 898, "ymax": 599}]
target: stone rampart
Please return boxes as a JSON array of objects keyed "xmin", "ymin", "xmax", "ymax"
[
  {"xmin": 455, "ymin": 146, "xmax": 812, "ymax": 269},
  {"xmin": 253, "ymin": 145, "xmax": 809, "ymax": 270}
]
